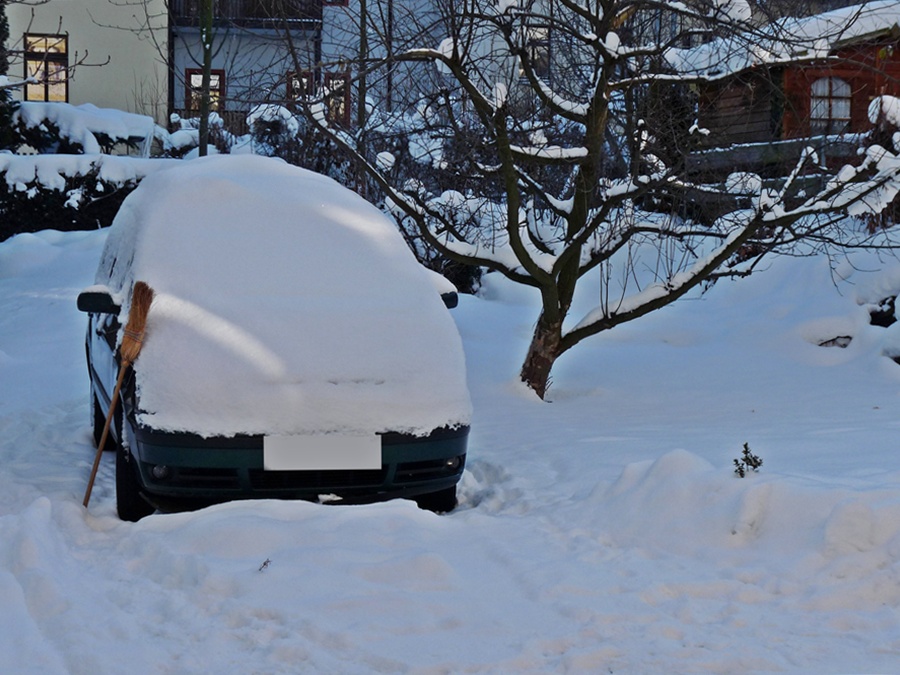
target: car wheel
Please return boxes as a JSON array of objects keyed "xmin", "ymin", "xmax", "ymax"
[
  {"xmin": 116, "ymin": 442, "xmax": 155, "ymax": 522},
  {"xmin": 91, "ymin": 391, "xmax": 113, "ymax": 451},
  {"xmin": 414, "ymin": 486, "xmax": 458, "ymax": 514}
]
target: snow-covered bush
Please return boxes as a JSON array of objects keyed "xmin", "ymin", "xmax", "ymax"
[
  {"xmin": 6, "ymin": 102, "xmax": 158, "ymax": 156},
  {"xmin": 157, "ymin": 112, "xmax": 241, "ymax": 158},
  {"xmin": 0, "ymin": 86, "xmax": 16, "ymax": 152},
  {"xmin": 247, "ymin": 104, "xmax": 301, "ymax": 157},
  {"xmin": 0, "ymin": 155, "xmax": 175, "ymax": 240}
]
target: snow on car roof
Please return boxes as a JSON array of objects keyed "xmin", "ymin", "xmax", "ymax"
[{"xmin": 97, "ymin": 155, "xmax": 471, "ymax": 437}]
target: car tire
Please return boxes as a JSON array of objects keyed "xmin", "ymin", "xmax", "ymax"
[
  {"xmin": 116, "ymin": 439, "xmax": 155, "ymax": 522},
  {"xmin": 414, "ymin": 486, "xmax": 458, "ymax": 514}
]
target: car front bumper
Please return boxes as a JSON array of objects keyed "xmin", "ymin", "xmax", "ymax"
[{"xmin": 129, "ymin": 424, "xmax": 468, "ymax": 507}]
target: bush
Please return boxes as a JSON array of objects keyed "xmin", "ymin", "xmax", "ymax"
[
  {"xmin": 733, "ymin": 443, "xmax": 763, "ymax": 478},
  {"xmin": 0, "ymin": 162, "xmax": 141, "ymax": 241}
]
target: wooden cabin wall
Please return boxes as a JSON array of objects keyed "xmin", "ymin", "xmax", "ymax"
[
  {"xmin": 696, "ymin": 70, "xmax": 782, "ymax": 147},
  {"xmin": 780, "ymin": 40, "xmax": 900, "ymax": 138},
  {"xmin": 691, "ymin": 38, "xmax": 900, "ymax": 177}
]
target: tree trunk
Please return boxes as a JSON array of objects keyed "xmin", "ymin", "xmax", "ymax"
[
  {"xmin": 520, "ymin": 311, "xmax": 564, "ymax": 400},
  {"xmin": 357, "ymin": 0, "xmax": 367, "ymax": 129},
  {"xmin": 198, "ymin": 0, "xmax": 213, "ymax": 157}
]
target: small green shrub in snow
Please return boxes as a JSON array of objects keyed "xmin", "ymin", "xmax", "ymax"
[{"xmin": 734, "ymin": 443, "xmax": 763, "ymax": 477}]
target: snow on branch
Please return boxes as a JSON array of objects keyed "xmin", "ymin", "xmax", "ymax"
[
  {"xmin": 534, "ymin": 78, "xmax": 589, "ymax": 119},
  {"xmin": 0, "ymin": 76, "xmax": 29, "ymax": 91},
  {"xmin": 564, "ymin": 147, "xmax": 900, "ymax": 345},
  {"xmin": 509, "ymin": 144, "xmax": 589, "ymax": 160},
  {"xmin": 568, "ymin": 223, "xmax": 749, "ymax": 336}
]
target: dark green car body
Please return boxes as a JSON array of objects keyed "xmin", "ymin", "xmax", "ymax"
[
  {"xmin": 81, "ymin": 292, "xmax": 468, "ymax": 519},
  {"xmin": 78, "ymin": 157, "xmax": 471, "ymax": 521}
]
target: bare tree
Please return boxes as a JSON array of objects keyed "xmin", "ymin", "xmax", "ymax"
[{"xmin": 282, "ymin": 0, "xmax": 900, "ymax": 399}]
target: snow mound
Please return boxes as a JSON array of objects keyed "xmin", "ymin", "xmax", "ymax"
[{"xmin": 594, "ymin": 449, "xmax": 900, "ymax": 605}]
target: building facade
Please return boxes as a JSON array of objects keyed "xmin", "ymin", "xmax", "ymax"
[{"xmin": 7, "ymin": 0, "xmax": 169, "ymax": 123}]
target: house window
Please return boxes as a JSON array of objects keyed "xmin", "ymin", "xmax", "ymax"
[
  {"xmin": 322, "ymin": 72, "xmax": 351, "ymax": 125},
  {"xmin": 24, "ymin": 34, "xmax": 68, "ymax": 102},
  {"xmin": 288, "ymin": 70, "xmax": 351, "ymax": 125},
  {"xmin": 185, "ymin": 69, "xmax": 225, "ymax": 114},
  {"xmin": 810, "ymin": 77, "xmax": 851, "ymax": 135},
  {"xmin": 287, "ymin": 70, "xmax": 312, "ymax": 102},
  {"xmin": 520, "ymin": 25, "xmax": 550, "ymax": 79}
]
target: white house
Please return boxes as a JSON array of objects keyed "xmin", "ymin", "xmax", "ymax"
[
  {"xmin": 5, "ymin": 0, "xmax": 421, "ymax": 130},
  {"xmin": 5, "ymin": 0, "xmax": 449, "ymax": 133},
  {"xmin": 6, "ymin": 0, "xmax": 169, "ymax": 124}
]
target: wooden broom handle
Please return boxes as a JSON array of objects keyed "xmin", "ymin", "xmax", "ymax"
[{"xmin": 83, "ymin": 362, "xmax": 129, "ymax": 508}]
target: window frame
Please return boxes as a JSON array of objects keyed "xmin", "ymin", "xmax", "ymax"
[
  {"xmin": 809, "ymin": 76, "xmax": 852, "ymax": 136},
  {"xmin": 322, "ymin": 71, "xmax": 351, "ymax": 126},
  {"xmin": 185, "ymin": 68, "xmax": 226, "ymax": 115},
  {"xmin": 24, "ymin": 33, "xmax": 69, "ymax": 103},
  {"xmin": 287, "ymin": 69, "xmax": 351, "ymax": 126},
  {"xmin": 287, "ymin": 70, "xmax": 313, "ymax": 102}
]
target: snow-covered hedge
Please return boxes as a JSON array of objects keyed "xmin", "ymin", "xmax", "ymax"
[
  {"xmin": 11, "ymin": 102, "xmax": 158, "ymax": 156},
  {"xmin": 0, "ymin": 154, "xmax": 177, "ymax": 241}
]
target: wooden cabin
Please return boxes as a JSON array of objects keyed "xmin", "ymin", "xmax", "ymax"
[{"xmin": 676, "ymin": 2, "xmax": 900, "ymax": 179}]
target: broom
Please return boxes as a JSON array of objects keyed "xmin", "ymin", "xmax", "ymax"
[{"xmin": 83, "ymin": 281, "xmax": 155, "ymax": 508}]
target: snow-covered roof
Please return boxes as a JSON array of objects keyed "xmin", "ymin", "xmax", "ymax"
[
  {"xmin": 666, "ymin": 0, "xmax": 900, "ymax": 79},
  {"xmin": 97, "ymin": 155, "xmax": 471, "ymax": 438}
]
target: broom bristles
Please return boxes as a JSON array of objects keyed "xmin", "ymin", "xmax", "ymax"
[{"xmin": 120, "ymin": 281, "xmax": 154, "ymax": 365}]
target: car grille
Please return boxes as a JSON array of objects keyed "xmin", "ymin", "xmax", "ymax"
[
  {"xmin": 247, "ymin": 467, "xmax": 389, "ymax": 490},
  {"xmin": 175, "ymin": 467, "xmax": 241, "ymax": 489},
  {"xmin": 150, "ymin": 453, "xmax": 464, "ymax": 494}
]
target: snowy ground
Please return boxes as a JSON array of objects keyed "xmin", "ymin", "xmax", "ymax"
[{"xmin": 2, "ymin": 227, "xmax": 900, "ymax": 673}]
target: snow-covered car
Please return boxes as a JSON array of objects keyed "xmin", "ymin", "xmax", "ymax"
[{"xmin": 77, "ymin": 155, "xmax": 472, "ymax": 521}]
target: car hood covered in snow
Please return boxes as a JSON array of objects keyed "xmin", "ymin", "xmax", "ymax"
[{"xmin": 95, "ymin": 155, "xmax": 472, "ymax": 438}]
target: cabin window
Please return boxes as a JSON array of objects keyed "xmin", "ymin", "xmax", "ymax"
[
  {"xmin": 24, "ymin": 34, "xmax": 68, "ymax": 102},
  {"xmin": 185, "ymin": 69, "xmax": 225, "ymax": 114},
  {"xmin": 810, "ymin": 77, "xmax": 851, "ymax": 135}
]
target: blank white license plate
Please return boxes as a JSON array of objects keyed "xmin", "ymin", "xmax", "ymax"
[{"xmin": 263, "ymin": 434, "xmax": 381, "ymax": 471}]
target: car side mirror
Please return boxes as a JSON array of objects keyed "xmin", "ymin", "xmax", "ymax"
[
  {"xmin": 77, "ymin": 286, "xmax": 121, "ymax": 315},
  {"xmin": 441, "ymin": 292, "xmax": 458, "ymax": 309}
]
